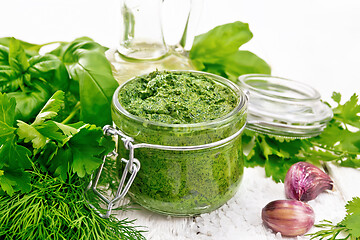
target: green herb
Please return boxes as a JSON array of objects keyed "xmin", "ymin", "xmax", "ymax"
[
  {"xmin": 242, "ymin": 92, "xmax": 360, "ymax": 182},
  {"xmin": 0, "ymin": 37, "xmax": 117, "ymax": 126},
  {"xmin": 0, "ymin": 92, "xmax": 32, "ymax": 196},
  {"xmin": 0, "ymin": 90, "xmax": 144, "ymax": 239},
  {"xmin": 309, "ymin": 197, "xmax": 360, "ymax": 240},
  {"xmin": 0, "ymin": 38, "xmax": 67, "ymax": 122},
  {"xmin": 0, "ymin": 37, "xmax": 63, "ymax": 56},
  {"xmin": 0, "ymin": 37, "xmax": 144, "ymax": 239},
  {"xmin": 189, "ymin": 21, "xmax": 271, "ymax": 81},
  {"xmin": 190, "ymin": 22, "xmax": 359, "ymax": 182},
  {"xmin": 0, "ymin": 89, "xmax": 111, "ymax": 194},
  {"xmin": 60, "ymin": 39, "xmax": 118, "ymax": 126},
  {"xmin": 0, "ymin": 168, "xmax": 145, "ymax": 240}
]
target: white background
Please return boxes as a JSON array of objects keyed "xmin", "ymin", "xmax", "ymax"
[{"xmin": 1, "ymin": 0, "xmax": 360, "ymax": 101}]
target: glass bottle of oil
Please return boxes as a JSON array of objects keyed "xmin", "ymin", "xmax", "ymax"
[{"xmin": 107, "ymin": 0, "xmax": 200, "ymax": 85}]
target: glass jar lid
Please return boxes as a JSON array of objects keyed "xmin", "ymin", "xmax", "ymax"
[{"xmin": 237, "ymin": 74, "xmax": 333, "ymax": 138}]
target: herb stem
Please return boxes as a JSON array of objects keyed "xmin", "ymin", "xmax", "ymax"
[
  {"xmin": 310, "ymin": 142, "xmax": 360, "ymax": 158},
  {"xmin": 61, "ymin": 101, "xmax": 81, "ymax": 124},
  {"xmin": 38, "ymin": 41, "xmax": 68, "ymax": 48}
]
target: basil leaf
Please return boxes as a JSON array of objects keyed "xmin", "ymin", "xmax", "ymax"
[
  {"xmin": 29, "ymin": 54, "xmax": 62, "ymax": 72},
  {"xmin": 189, "ymin": 21, "xmax": 271, "ymax": 81},
  {"xmin": 0, "ymin": 65, "xmax": 18, "ymax": 81},
  {"xmin": 0, "ymin": 46, "xmax": 23, "ymax": 92},
  {"xmin": 9, "ymin": 38, "xmax": 29, "ymax": 73},
  {"xmin": 28, "ymin": 54, "xmax": 70, "ymax": 92},
  {"xmin": 49, "ymin": 37, "xmax": 95, "ymax": 57},
  {"xmin": 62, "ymin": 40, "xmax": 118, "ymax": 126},
  {"xmin": 223, "ymin": 51, "xmax": 271, "ymax": 80},
  {"xmin": 0, "ymin": 45, "xmax": 9, "ymax": 65},
  {"xmin": 7, "ymin": 82, "xmax": 51, "ymax": 122},
  {"xmin": 190, "ymin": 21, "xmax": 253, "ymax": 60},
  {"xmin": 32, "ymin": 90, "xmax": 64, "ymax": 126},
  {"xmin": 0, "ymin": 37, "xmax": 43, "ymax": 57}
]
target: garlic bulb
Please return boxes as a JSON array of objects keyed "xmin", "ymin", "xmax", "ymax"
[
  {"xmin": 261, "ymin": 199, "xmax": 315, "ymax": 237},
  {"xmin": 284, "ymin": 162, "xmax": 333, "ymax": 202}
]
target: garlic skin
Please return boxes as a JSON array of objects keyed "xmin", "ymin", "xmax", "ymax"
[
  {"xmin": 262, "ymin": 200, "xmax": 315, "ymax": 237},
  {"xmin": 285, "ymin": 162, "xmax": 333, "ymax": 202}
]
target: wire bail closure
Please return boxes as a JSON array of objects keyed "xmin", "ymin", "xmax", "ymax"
[
  {"xmin": 87, "ymin": 123, "xmax": 246, "ymax": 218},
  {"xmin": 86, "ymin": 125, "xmax": 140, "ymax": 218}
]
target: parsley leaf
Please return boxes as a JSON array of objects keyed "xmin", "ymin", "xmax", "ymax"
[
  {"xmin": 44, "ymin": 123, "xmax": 110, "ymax": 179},
  {"xmin": 18, "ymin": 90, "xmax": 112, "ymax": 180},
  {"xmin": 0, "ymin": 92, "xmax": 16, "ymax": 127},
  {"xmin": 0, "ymin": 92, "xmax": 16, "ymax": 144},
  {"xmin": 17, "ymin": 121, "xmax": 47, "ymax": 149},
  {"xmin": 310, "ymin": 197, "xmax": 360, "ymax": 239},
  {"xmin": 0, "ymin": 168, "xmax": 31, "ymax": 196},
  {"xmin": 243, "ymin": 131, "xmax": 303, "ymax": 182},
  {"xmin": 1, "ymin": 90, "xmax": 114, "ymax": 194},
  {"xmin": 341, "ymin": 197, "xmax": 360, "ymax": 238},
  {"xmin": 333, "ymin": 93, "xmax": 360, "ymax": 129},
  {"xmin": 0, "ymin": 92, "xmax": 32, "ymax": 195},
  {"xmin": 32, "ymin": 90, "xmax": 65, "ymax": 125},
  {"xmin": 16, "ymin": 90, "xmax": 66, "ymax": 150},
  {"xmin": 244, "ymin": 92, "xmax": 360, "ymax": 182},
  {"xmin": 314, "ymin": 93, "xmax": 360, "ymax": 167},
  {"xmin": 38, "ymin": 123, "xmax": 113, "ymax": 180},
  {"xmin": 0, "ymin": 136, "xmax": 32, "ymax": 195},
  {"xmin": 0, "ymin": 120, "xmax": 15, "ymax": 144}
]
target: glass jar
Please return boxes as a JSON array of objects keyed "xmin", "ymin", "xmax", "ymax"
[
  {"xmin": 237, "ymin": 74, "xmax": 333, "ymax": 138},
  {"xmin": 111, "ymin": 71, "xmax": 247, "ymax": 216},
  {"xmin": 86, "ymin": 72, "xmax": 332, "ymax": 218}
]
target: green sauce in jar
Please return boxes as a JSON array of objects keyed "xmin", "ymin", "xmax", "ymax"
[
  {"xmin": 112, "ymin": 70, "xmax": 247, "ymax": 216},
  {"xmin": 118, "ymin": 71, "xmax": 238, "ymax": 124}
]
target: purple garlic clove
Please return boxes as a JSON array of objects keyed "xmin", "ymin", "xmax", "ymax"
[
  {"xmin": 262, "ymin": 199, "xmax": 315, "ymax": 237},
  {"xmin": 285, "ymin": 162, "xmax": 333, "ymax": 202}
]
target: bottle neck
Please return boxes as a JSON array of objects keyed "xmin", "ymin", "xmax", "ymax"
[{"xmin": 117, "ymin": 0, "xmax": 168, "ymax": 60}]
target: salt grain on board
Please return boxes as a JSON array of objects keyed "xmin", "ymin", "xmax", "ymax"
[{"xmin": 116, "ymin": 167, "xmax": 346, "ymax": 240}]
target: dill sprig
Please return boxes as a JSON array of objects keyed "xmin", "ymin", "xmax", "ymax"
[{"xmin": 0, "ymin": 169, "xmax": 145, "ymax": 240}]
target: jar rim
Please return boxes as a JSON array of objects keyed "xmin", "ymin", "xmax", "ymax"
[
  {"xmin": 238, "ymin": 74, "xmax": 333, "ymax": 138},
  {"xmin": 238, "ymin": 74, "xmax": 321, "ymax": 103},
  {"xmin": 112, "ymin": 70, "xmax": 247, "ymax": 130}
]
